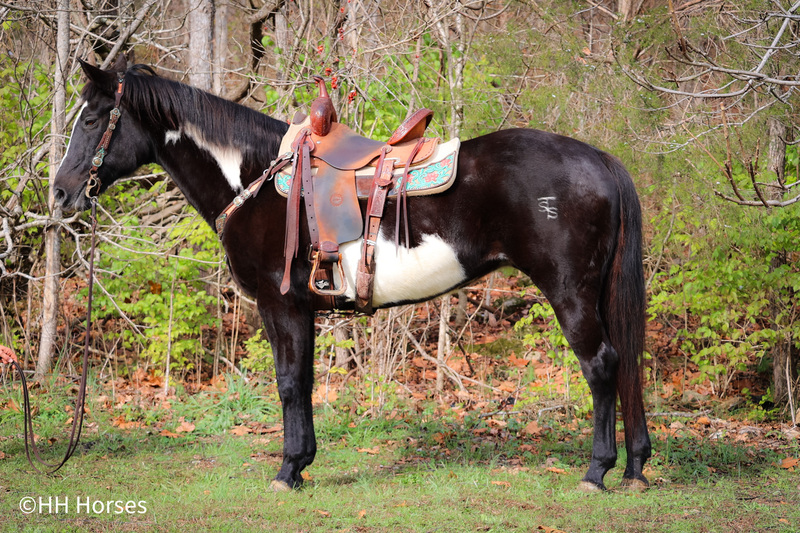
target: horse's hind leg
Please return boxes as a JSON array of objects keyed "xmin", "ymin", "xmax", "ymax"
[{"xmin": 546, "ymin": 291, "xmax": 620, "ymax": 491}]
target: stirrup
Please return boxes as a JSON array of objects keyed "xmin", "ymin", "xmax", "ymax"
[{"xmin": 308, "ymin": 249, "xmax": 348, "ymax": 296}]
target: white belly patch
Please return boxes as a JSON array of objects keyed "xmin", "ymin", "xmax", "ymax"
[{"xmin": 335, "ymin": 233, "xmax": 466, "ymax": 307}]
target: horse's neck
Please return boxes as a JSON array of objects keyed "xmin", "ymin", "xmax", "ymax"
[{"xmin": 153, "ymin": 122, "xmax": 277, "ymax": 228}]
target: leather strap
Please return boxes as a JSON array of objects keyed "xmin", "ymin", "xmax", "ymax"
[
  {"xmin": 86, "ymin": 74, "xmax": 125, "ymax": 198},
  {"xmin": 216, "ymin": 154, "xmax": 292, "ymax": 237},
  {"xmin": 280, "ymin": 130, "xmax": 312, "ymax": 295},
  {"xmin": 394, "ymin": 137, "xmax": 426, "ymax": 249},
  {"xmin": 355, "ymin": 147, "xmax": 395, "ymax": 314},
  {"xmin": 302, "ymin": 144, "xmax": 319, "ymax": 249},
  {"xmin": 8, "ymin": 198, "xmax": 98, "ymax": 473}
]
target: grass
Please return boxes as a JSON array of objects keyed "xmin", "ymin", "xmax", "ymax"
[{"xmin": 1, "ymin": 378, "xmax": 799, "ymax": 532}]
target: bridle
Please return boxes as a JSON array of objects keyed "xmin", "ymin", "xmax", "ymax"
[
  {"xmin": 86, "ymin": 73, "xmax": 125, "ymax": 198},
  {"xmin": 5, "ymin": 72, "xmax": 125, "ymax": 474}
]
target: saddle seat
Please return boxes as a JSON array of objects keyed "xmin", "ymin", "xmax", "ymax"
[
  {"xmin": 281, "ymin": 109, "xmax": 437, "ymax": 171},
  {"xmin": 277, "ymin": 77, "xmax": 458, "ymax": 314}
]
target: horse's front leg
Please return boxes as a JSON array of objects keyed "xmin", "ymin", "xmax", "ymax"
[{"xmin": 258, "ymin": 292, "xmax": 317, "ymax": 491}]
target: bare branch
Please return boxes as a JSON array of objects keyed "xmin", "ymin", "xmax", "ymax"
[
  {"xmin": 99, "ymin": 0, "xmax": 159, "ymax": 69},
  {"xmin": 713, "ymin": 189, "xmax": 800, "ymax": 207},
  {"xmin": 246, "ymin": 0, "xmax": 285, "ymax": 24},
  {"xmin": 623, "ymin": 2, "xmax": 800, "ymax": 101}
]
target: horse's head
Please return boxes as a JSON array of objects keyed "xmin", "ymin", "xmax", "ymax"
[{"xmin": 54, "ymin": 56, "xmax": 153, "ymax": 211}]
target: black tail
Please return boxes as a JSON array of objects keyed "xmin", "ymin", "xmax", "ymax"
[{"xmin": 599, "ymin": 153, "xmax": 646, "ymax": 434}]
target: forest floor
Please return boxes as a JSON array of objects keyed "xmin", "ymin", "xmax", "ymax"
[
  {"xmin": 0, "ymin": 372, "xmax": 798, "ymax": 532},
  {"xmin": 1, "ymin": 273, "xmax": 799, "ymax": 531}
]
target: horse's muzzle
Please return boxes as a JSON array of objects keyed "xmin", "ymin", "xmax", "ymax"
[{"xmin": 53, "ymin": 184, "xmax": 92, "ymax": 212}]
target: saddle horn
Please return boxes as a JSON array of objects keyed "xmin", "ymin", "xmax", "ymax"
[{"xmin": 309, "ymin": 75, "xmax": 337, "ymax": 137}]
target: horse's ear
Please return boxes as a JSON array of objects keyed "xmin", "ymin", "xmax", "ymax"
[
  {"xmin": 78, "ymin": 58, "xmax": 117, "ymax": 96},
  {"xmin": 111, "ymin": 54, "xmax": 128, "ymax": 73}
]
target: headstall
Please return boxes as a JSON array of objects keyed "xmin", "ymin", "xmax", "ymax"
[{"xmin": 85, "ymin": 72, "xmax": 125, "ymax": 198}]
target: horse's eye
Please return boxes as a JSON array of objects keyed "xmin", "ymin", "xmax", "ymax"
[{"xmin": 84, "ymin": 118, "xmax": 97, "ymax": 127}]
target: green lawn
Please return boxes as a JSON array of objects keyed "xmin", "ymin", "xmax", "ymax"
[{"xmin": 1, "ymin": 379, "xmax": 798, "ymax": 532}]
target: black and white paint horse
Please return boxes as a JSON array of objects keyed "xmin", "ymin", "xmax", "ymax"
[{"xmin": 54, "ymin": 57, "xmax": 651, "ymax": 491}]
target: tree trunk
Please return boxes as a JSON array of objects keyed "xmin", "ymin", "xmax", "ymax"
[
  {"xmin": 188, "ymin": 0, "xmax": 215, "ymax": 91},
  {"xmin": 767, "ymin": 118, "xmax": 795, "ymax": 406},
  {"xmin": 618, "ymin": 0, "xmax": 636, "ymax": 21},
  {"xmin": 334, "ymin": 323, "xmax": 350, "ymax": 369},
  {"xmin": 35, "ymin": 0, "xmax": 70, "ymax": 380},
  {"xmin": 436, "ymin": 295, "xmax": 451, "ymax": 392},
  {"xmin": 212, "ymin": 0, "xmax": 227, "ymax": 96},
  {"xmin": 434, "ymin": 2, "xmax": 469, "ymax": 329},
  {"xmin": 768, "ymin": 117, "xmax": 786, "ymax": 186},
  {"xmin": 454, "ymin": 288, "xmax": 467, "ymax": 327},
  {"xmin": 433, "ymin": 2, "xmax": 465, "ymax": 138}
]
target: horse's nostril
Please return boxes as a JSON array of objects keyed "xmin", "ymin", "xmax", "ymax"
[{"xmin": 53, "ymin": 187, "xmax": 67, "ymax": 205}]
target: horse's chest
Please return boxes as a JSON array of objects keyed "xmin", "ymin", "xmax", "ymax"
[{"xmin": 337, "ymin": 234, "xmax": 466, "ymax": 307}]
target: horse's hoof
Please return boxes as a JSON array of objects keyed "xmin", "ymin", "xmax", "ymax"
[
  {"xmin": 619, "ymin": 478, "xmax": 649, "ymax": 491},
  {"xmin": 577, "ymin": 480, "xmax": 605, "ymax": 492},
  {"xmin": 269, "ymin": 479, "xmax": 293, "ymax": 492}
]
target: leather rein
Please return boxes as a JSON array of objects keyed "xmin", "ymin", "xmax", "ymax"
[{"xmin": 5, "ymin": 73, "xmax": 124, "ymax": 474}]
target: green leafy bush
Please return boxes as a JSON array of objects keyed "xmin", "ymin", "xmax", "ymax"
[
  {"xmin": 240, "ymin": 329, "xmax": 274, "ymax": 375},
  {"xmin": 649, "ymin": 198, "xmax": 800, "ymax": 396},
  {"xmin": 88, "ymin": 181, "xmax": 223, "ymax": 372}
]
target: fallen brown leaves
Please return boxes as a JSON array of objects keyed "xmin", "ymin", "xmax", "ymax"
[
  {"xmin": 175, "ymin": 419, "xmax": 196, "ymax": 433},
  {"xmin": 230, "ymin": 423, "xmax": 282, "ymax": 436},
  {"xmin": 111, "ymin": 416, "xmax": 144, "ymax": 430},
  {"xmin": 3, "ymin": 270, "xmax": 797, "ymax": 476},
  {"xmin": 313, "ymin": 383, "xmax": 338, "ymax": 404},
  {"xmin": 777, "ymin": 457, "xmax": 798, "ymax": 471},
  {"xmin": 161, "ymin": 418, "xmax": 196, "ymax": 438},
  {"xmin": 650, "ymin": 415, "xmax": 798, "ymax": 452},
  {"xmin": 230, "ymin": 425, "xmax": 252, "ymax": 436},
  {"xmin": 357, "ymin": 446, "xmax": 380, "ymax": 455}
]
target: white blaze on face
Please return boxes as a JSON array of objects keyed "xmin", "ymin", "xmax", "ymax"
[
  {"xmin": 183, "ymin": 123, "xmax": 244, "ymax": 192},
  {"xmin": 58, "ymin": 102, "xmax": 88, "ymax": 171},
  {"xmin": 336, "ymin": 233, "xmax": 466, "ymax": 307}
]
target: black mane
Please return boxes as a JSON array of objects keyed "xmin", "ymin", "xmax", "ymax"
[{"xmin": 81, "ymin": 63, "xmax": 288, "ymax": 166}]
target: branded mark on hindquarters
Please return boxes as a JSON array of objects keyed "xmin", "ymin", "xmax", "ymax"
[{"xmin": 538, "ymin": 196, "xmax": 558, "ymax": 219}]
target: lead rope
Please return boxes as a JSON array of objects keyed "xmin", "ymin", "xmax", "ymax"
[
  {"xmin": 7, "ymin": 72, "xmax": 124, "ymax": 473},
  {"xmin": 7, "ymin": 197, "xmax": 97, "ymax": 474}
]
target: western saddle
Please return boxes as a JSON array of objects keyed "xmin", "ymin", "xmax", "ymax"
[
  {"xmin": 281, "ymin": 77, "xmax": 446, "ymax": 313},
  {"xmin": 216, "ymin": 76, "xmax": 458, "ymax": 314}
]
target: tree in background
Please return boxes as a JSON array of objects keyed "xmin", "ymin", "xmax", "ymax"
[
  {"xmin": 2, "ymin": 0, "xmax": 797, "ymax": 419},
  {"xmin": 188, "ymin": 0, "xmax": 215, "ymax": 92},
  {"xmin": 621, "ymin": 0, "xmax": 799, "ymax": 410},
  {"xmin": 36, "ymin": 0, "xmax": 70, "ymax": 381}
]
